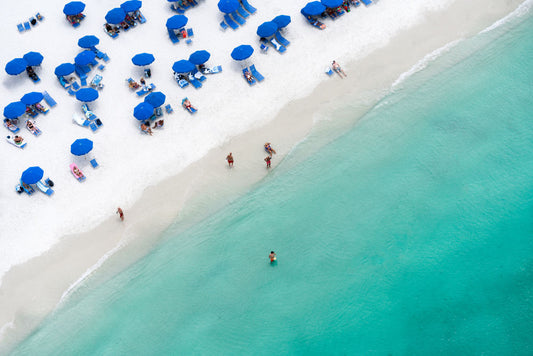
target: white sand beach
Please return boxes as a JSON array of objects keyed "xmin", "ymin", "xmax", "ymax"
[{"xmin": 0, "ymin": 0, "xmax": 526, "ymax": 351}]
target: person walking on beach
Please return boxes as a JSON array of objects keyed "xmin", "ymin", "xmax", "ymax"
[
  {"xmin": 116, "ymin": 207, "xmax": 124, "ymax": 221},
  {"xmin": 265, "ymin": 155, "xmax": 271, "ymax": 168},
  {"xmin": 226, "ymin": 152, "xmax": 234, "ymax": 167},
  {"xmin": 332, "ymin": 60, "xmax": 347, "ymax": 78}
]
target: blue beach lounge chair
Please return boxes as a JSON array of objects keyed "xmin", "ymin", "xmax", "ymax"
[
  {"xmin": 136, "ymin": 83, "xmax": 156, "ymax": 96},
  {"xmin": 249, "ymin": 64, "xmax": 264, "ymax": 82},
  {"xmin": 90, "ymin": 74, "xmax": 104, "ymax": 89},
  {"xmin": 90, "ymin": 158, "xmax": 99, "ymax": 168},
  {"xmin": 243, "ymin": 68, "xmax": 256, "ymax": 85},
  {"xmin": 269, "ymin": 37, "xmax": 287, "ymax": 53},
  {"xmin": 17, "ymin": 23, "xmax": 25, "ymax": 32},
  {"xmin": 20, "ymin": 180, "xmax": 35, "ymax": 195},
  {"xmin": 89, "ymin": 118, "xmax": 103, "ymax": 132},
  {"xmin": 24, "ymin": 22, "xmax": 31, "ymax": 30},
  {"xmin": 241, "ymin": 0, "xmax": 257, "ymax": 14},
  {"xmin": 168, "ymin": 29, "xmax": 180, "ymax": 43},
  {"xmin": 224, "ymin": 14, "xmax": 239, "ymax": 30},
  {"xmin": 165, "ymin": 104, "xmax": 174, "ymax": 114},
  {"xmin": 220, "ymin": 20, "xmax": 229, "ymax": 30},
  {"xmin": 274, "ymin": 32, "xmax": 290, "ymax": 47},
  {"xmin": 230, "ymin": 11, "xmax": 246, "ymax": 25},
  {"xmin": 73, "ymin": 113, "xmax": 90, "ymax": 127},
  {"xmin": 187, "ymin": 73, "xmax": 203, "ymax": 89},
  {"xmin": 237, "ymin": 6, "xmax": 249, "ymax": 19},
  {"xmin": 36, "ymin": 180, "xmax": 54, "ymax": 196}
]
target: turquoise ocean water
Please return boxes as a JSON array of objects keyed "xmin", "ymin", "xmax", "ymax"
[{"xmin": 12, "ymin": 11, "xmax": 533, "ymax": 356}]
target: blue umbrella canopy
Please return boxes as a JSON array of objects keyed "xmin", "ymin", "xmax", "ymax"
[
  {"xmin": 302, "ymin": 1, "xmax": 326, "ymax": 16},
  {"xmin": 188, "ymin": 50, "xmax": 211, "ymax": 65},
  {"xmin": 21, "ymin": 166, "xmax": 44, "ymax": 185},
  {"xmin": 54, "ymin": 63, "xmax": 75, "ymax": 76},
  {"xmin": 144, "ymin": 92, "xmax": 166, "ymax": 108},
  {"xmin": 257, "ymin": 21, "xmax": 278, "ymax": 38},
  {"xmin": 172, "ymin": 60, "xmax": 195, "ymax": 73},
  {"xmin": 78, "ymin": 35, "xmax": 100, "ymax": 49},
  {"xmin": 272, "ymin": 15, "xmax": 291, "ymax": 28},
  {"xmin": 71, "ymin": 138, "xmax": 94, "ymax": 156},
  {"xmin": 76, "ymin": 88, "xmax": 99, "ymax": 102},
  {"xmin": 121, "ymin": 0, "xmax": 142, "ymax": 13},
  {"xmin": 166, "ymin": 15, "xmax": 188, "ymax": 29},
  {"xmin": 133, "ymin": 102, "xmax": 155, "ymax": 121},
  {"xmin": 231, "ymin": 45, "xmax": 254, "ymax": 61},
  {"xmin": 23, "ymin": 52, "xmax": 44, "ymax": 66},
  {"xmin": 321, "ymin": 0, "xmax": 343, "ymax": 7},
  {"xmin": 3, "ymin": 102, "xmax": 27, "ymax": 119},
  {"xmin": 218, "ymin": 0, "xmax": 239, "ymax": 13},
  {"xmin": 74, "ymin": 50, "xmax": 96, "ymax": 66},
  {"xmin": 63, "ymin": 1, "xmax": 86, "ymax": 15},
  {"xmin": 21, "ymin": 92, "xmax": 44, "ymax": 105},
  {"xmin": 5, "ymin": 58, "xmax": 28, "ymax": 75},
  {"xmin": 105, "ymin": 8, "xmax": 126, "ymax": 24},
  {"xmin": 132, "ymin": 53, "xmax": 155, "ymax": 66}
]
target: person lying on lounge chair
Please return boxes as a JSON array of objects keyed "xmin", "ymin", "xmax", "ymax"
[
  {"xmin": 265, "ymin": 142, "xmax": 276, "ymax": 155},
  {"xmin": 4, "ymin": 119, "xmax": 18, "ymax": 130},
  {"xmin": 14, "ymin": 135, "xmax": 24, "ymax": 144},
  {"xmin": 73, "ymin": 166, "xmax": 84, "ymax": 178},
  {"xmin": 141, "ymin": 122, "xmax": 153, "ymax": 135},
  {"xmin": 26, "ymin": 120, "xmax": 37, "ymax": 133},
  {"xmin": 182, "ymin": 98, "xmax": 197, "ymax": 113},
  {"xmin": 332, "ymin": 60, "xmax": 347, "ymax": 77},
  {"xmin": 244, "ymin": 69, "xmax": 254, "ymax": 83},
  {"xmin": 152, "ymin": 120, "xmax": 164, "ymax": 129}
]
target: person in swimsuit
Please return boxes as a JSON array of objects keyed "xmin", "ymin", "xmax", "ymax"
[
  {"xmin": 264, "ymin": 142, "xmax": 276, "ymax": 156},
  {"xmin": 116, "ymin": 207, "xmax": 124, "ymax": 221},
  {"xmin": 265, "ymin": 155, "xmax": 271, "ymax": 168},
  {"xmin": 332, "ymin": 60, "xmax": 347, "ymax": 78},
  {"xmin": 226, "ymin": 152, "xmax": 234, "ymax": 167},
  {"xmin": 269, "ymin": 251, "xmax": 276, "ymax": 262}
]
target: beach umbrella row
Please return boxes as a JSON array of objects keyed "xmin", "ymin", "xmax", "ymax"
[
  {"xmin": 55, "ymin": 63, "xmax": 75, "ymax": 77},
  {"xmin": 231, "ymin": 45, "xmax": 254, "ymax": 61},
  {"xmin": 4, "ymin": 102, "xmax": 26, "ymax": 119},
  {"xmin": 63, "ymin": 1, "xmax": 85, "ymax": 16},
  {"xmin": 166, "ymin": 15, "xmax": 188, "ymax": 30},
  {"xmin": 21, "ymin": 92, "xmax": 43, "ymax": 105},
  {"xmin": 78, "ymin": 35, "xmax": 100, "ymax": 49},
  {"xmin": 105, "ymin": 8, "xmax": 126, "ymax": 24},
  {"xmin": 132, "ymin": 53, "xmax": 155, "ymax": 66}
]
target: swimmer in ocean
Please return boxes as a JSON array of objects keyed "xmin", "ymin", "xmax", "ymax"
[{"xmin": 269, "ymin": 251, "xmax": 277, "ymax": 262}]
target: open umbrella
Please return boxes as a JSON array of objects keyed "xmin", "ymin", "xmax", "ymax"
[
  {"xmin": 166, "ymin": 15, "xmax": 188, "ymax": 29},
  {"xmin": 172, "ymin": 60, "xmax": 195, "ymax": 73},
  {"xmin": 3, "ymin": 102, "xmax": 27, "ymax": 119},
  {"xmin": 272, "ymin": 15, "xmax": 291, "ymax": 28},
  {"xmin": 257, "ymin": 21, "xmax": 278, "ymax": 38},
  {"xmin": 105, "ymin": 8, "xmax": 126, "ymax": 24},
  {"xmin": 302, "ymin": 1, "xmax": 326, "ymax": 16},
  {"xmin": 23, "ymin": 52, "xmax": 44, "ymax": 66},
  {"xmin": 189, "ymin": 50, "xmax": 211, "ymax": 65},
  {"xmin": 75, "ymin": 50, "xmax": 96, "ymax": 66},
  {"xmin": 145, "ymin": 92, "xmax": 166, "ymax": 108},
  {"xmin": 63, "ymin": 1, "xmax": 86, "ymax": 16},
  {"xmin": 121, "ymin": 0, "xmax": 142, "ymax": 13},
  {"xmin": 218, "ymin": 0, "xmax": 239, "ymax": 13},
  {"xmin": 71, "ymin": 138, "xmax": 94, "ymax": 156},
  {"xmin": 133, "ymin": 102, "xmax": 155, "ymax": 121},
  {"xmin": 78, "ymin": 35, "xmax": 100, "ymax": 49},
  {"xmin": 54, "ymin": 63, "xmax": 75, "ymax": 76},
  {"xmin": 76, "ymin": 88, "xmax": 99, "ymax": 102},
  {"xmin": 5, "ymin": 58, "xmax": 28, "ymax": 75},
  {"xmin": 21, "ymin": 166, "xmax": 44, "ymax": 185},
  {"xmin": 231, "ymin": 45, "xmax": 254, "ymax": 61},
  {"xmin": 132, "ymin": 53, "xmax": 155, "ymax": 66},
  {"xmin": 321, "ymin": 0, "xmax": 343, "ymax": 7},
  {"xmin": 21, "ymin": 92, "xmax": 44, "ymax": 105}
]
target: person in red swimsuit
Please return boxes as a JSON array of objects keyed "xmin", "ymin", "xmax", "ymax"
[{"xmin": 226, "ymin": 152, "xmax": 234, "ymax": 167}]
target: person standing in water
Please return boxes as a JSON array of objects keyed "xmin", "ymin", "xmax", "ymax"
[
  {"xmin": 226, "ymin": 152, "xmax": 234, "ymax": 167},
  {"xmin": 116, "ymin": 207, "xmax": 124, "ymax": 221},
  {"xmin": 269, "ymin": 251, "xmax": 277, "ymax": 263}
]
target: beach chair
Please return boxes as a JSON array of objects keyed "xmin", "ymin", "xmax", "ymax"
[
  {"xmin": 36, "ymin": 180, "xmax": 54, "ymax": 196},
  {"xmin": 73, "ymin": 113, "xmax": 90, "ymax": 127},
  {"xmin": 274, "ymin": 32, "xmax": 290, "ymax": 47},
  {"xmin": 25, "ymin": 107, "xmax": 38, "ymax": 118},
  {"xmin": 269, "ymin": 37, "xmax": 287, "ymax": 53},
  {"xmin": 90, "ymin": 74, "xmax": 104, "ymax": 89},
  {"xmin": 242, "ymin": 68, "xmax": 256, "ymax": 85},
  {"xmin": 68, "ymin": 87, "xmax": 77, "ymax": 96},
  {"xmin": 81, "ymin": 104, "xmax": 98, "ymax": 120},
  {"xmin": 168, "ymin": 28, "xmax": 180, "ymax": 43},
  {"xmin": 70, "ymin": 163, "xmax": 86, "ymax": 182},
  {"xmin": 260, "ymin": 42, "xmax": 269, "ymax": 53},
  {"xmin": 58, "ymin": 76, "xmax": 71, "ymax": 88},
  {"xmin": 325, "ymin": 67, "xmax": 334, "ymax": 76},
  {"xmin": 90, "ymin": 158, "xmax": 99, "ymax": 168},
  {"xmin": 187, "ymin": 73, "xmax": 203, "ymax": 89},
  {"xmin": 25, "ymin": 119, "xmax": 42, "ymax": 136},
  {"xmin": 20, "ymin": 180, "xmax": 35, "ymax": 195},
  {"xmin": 6, "ymin": 135, "xmax": 27, "ymax": 149},
  {"xmin": 98, "ymin": 64, "xmax": 105, "ymax": 71},
  {"xmin": 34, "ymin": 103, "xmax": 49, "ymax": 114},
  {"xmin": 191, "ymin": 68, "xmax": 206, "ymax": 82},
  {"xmin": 24, "ymin": 22, "xmax": 31, "ymax": 30},
  {"xmin": 241, "ymin": 0, "xmax": 257, "ymax": 14},
  {"xmin": 220, "ymin": 20, "xmax": 229, "ymax": 30},
  {"xmin": 249, "ymin": 64, "xmax": 264, "ymax": 82},
  {"xmin": 170, "ymin": 3, "xmax": 186, "ymax": 13},
  {"xmin": 89, "ymin": 118, "xmax": 103, "ymax": 132},
  {"xmin": 201, "ymin": 65, "xmax": 222, "ymax": 74},
  {"xmin": 230, "ymin": 11, "xmax": 246, "ymax": 25},
  {"xmin": 71, "ymin": 81, "xmax": 81, "ymax": 91},
  {"xmin": 94, "ymin": 49, "xmax": 110, "ymax": 62},
  {"xmin": 135, "ymin": 11, "xmax": 146, "ymax": 24},
  {"xmin": 165, "ymin": 104, "xmax": 173, "ymax": 114},
  {"xmin": 36, "ymin": 13, "xmax": 44, "ymax": 21},
  {"xmin": 175, "ymin": 75, "xmax": 189, "ymax": 88},
  {"xmin": 223, "ymin": 14, "xmax": 239, "ymax": 30},
  {"xmin": 237, "ymin": 6, "xmax": 250, "ymax": 18},
  {"xmin": 79, "ymin": 73, "xmax": 88, "ymax": 87},
  {"xmin": 127, "ymin": 78, "xmax": 140, "ymax": 90},
  {"xmin": 155, "ymin": 107, "xmax": 163, "ymax": 117},
  {"xmin": 17, "ymin": 23, "xmax": 25, "ymax": 32},
  {"xmin": 4, "ymin": 119, "xmax": 20, "ymax": 133},
  {"xmin": 182, "ymin": 98, "xmax": 197, "ymax": 114},
  {"xmin": 136, "ymin": 83, "xmax": 156, "ymax": 96},
  {"xmin": 361, "ymin": 0, "xmax": 372, "ymax": 5}
]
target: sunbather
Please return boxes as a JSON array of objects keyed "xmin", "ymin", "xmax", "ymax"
[
  {"xmin": 34, "ymin": 103, "xmax": 47, "ymax": 113},
  {"xmin": 14, "ymin": 135, "xmax": 24, "ymax": 144},
  {"xmin": 26, "ymin": 120, "xmax": 37, "ymax": 133},
  {"xmin": 243, "ymin": 69, "xmax": 254, "ymax": 83},
  {"xmin": 73, "ymin": 166, "xmax": 84, "ymax": 178},
  {"xmin": 182, "ymin": 98, "xmax": 197, "ymax": 113},
  {"xmin": 26, "ymin": 66, "xmax": 38, "ymax": 81},
  {"xmin": 152, "ymin": 120, "xmax": 164, "ymax": 129},
  {"xmin": 332, "ymin": 60, "xmax": 347, "ymax": 77},
  {"xmin": 128, "ymin": 79, "xmax": 140, "ymax": 89},
  {"xmin": 141, "ymin": 122, "xmax": 153, "ymax": 135},
  {"xmin": 265, "ymin": 142, "xmax": 276, "ymax": 155},
  {"xmin": 4, "ymin": 119, "xmax": 18, "ymax": 130}
]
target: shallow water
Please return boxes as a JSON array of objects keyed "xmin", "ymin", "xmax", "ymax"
[{"xmin": 12, "ymin": 11, "xmax": 533, "ymax": 356}]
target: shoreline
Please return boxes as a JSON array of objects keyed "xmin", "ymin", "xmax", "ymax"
[{"xmin": 0, "ymin": 0, "xmax": 525, "ymax": 352}]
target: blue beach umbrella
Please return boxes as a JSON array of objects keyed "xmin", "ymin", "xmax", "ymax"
[
  {"xmin": 76, "ymin": 88, "xmax": 99, "ymax": 102},
  {"xmin": 172, "ymin": 60, "xmax": 195, "ymax": 73},
  {"xmin": 78, "ymin": 35, "xmax": 100, "ymax": 49},
  {"xmin": 121, "ymin": 0, "xmax": 142, "ymax": 13},
  {"xmin": 189, "ymin": 50, "xmax": 211, "ymax": 65},
  {"xmin": 74, "ymin": 50, "xmax": 96, "ymax": 66},
  {"xmin": 133, "ymin": 102, "xmax": 155, "ymax": 121},
  {"xmin": 166, "ymin": 15, "xmax": 188, "ymax": 29},
  {"xmin": 70, "ymin": 138, "xmax": 94, "ymax": 156},
  {"xmin": 105, "ymin": 8, "xmax": 126, "ymax": 25},
  {"xmin": 21, "ymin": 166, "xmax": 44, "ymax": 185},
  {"xmin": 5, "ymin": 58, "xmax": 28, "ymax": 75},
  {"xmin": 23, "ymin": 52, "xmax": 44, "ymax": 66},
  {"xmin": 144, "ymin": 92, "xmax": 166, "ymax": 108},
  {"xmin": 257, "ymin": 21, "xmax": 278, "ymax": 38},
  {"xmin": 218, "ymin": 0, "xmax": 239, "ymax": 14},
  {"xmin": 54, "ymin": 63, "xmax": 75, "ymax": 76},
  {"xmin": 132, "ymin": 53, "xmax": 155, "ymax": 66},
  {"xmin": 321, "ymin": 0, "xmax": 343, "ymax": 7},
  {"xmin": 21, "ymin": 92, "xmax": 44, "ymax": 105},
  {"xmin": 3, "ymin": 102, "xmax": 27, "ymax": 119},
  {"xmin": 231, "ymin": 45, "xmax": 254, "ymax": 61},
  {"xmin": 63, "ymin": 1, "xmax": 86, "ymax": 16},
  {"xmin": 302, "ymin": 1, "xmax": 326, "ymax": 16},
  {"xmin": 272, "ymin": 15, "xmax": 291, "ymax": 28}
]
